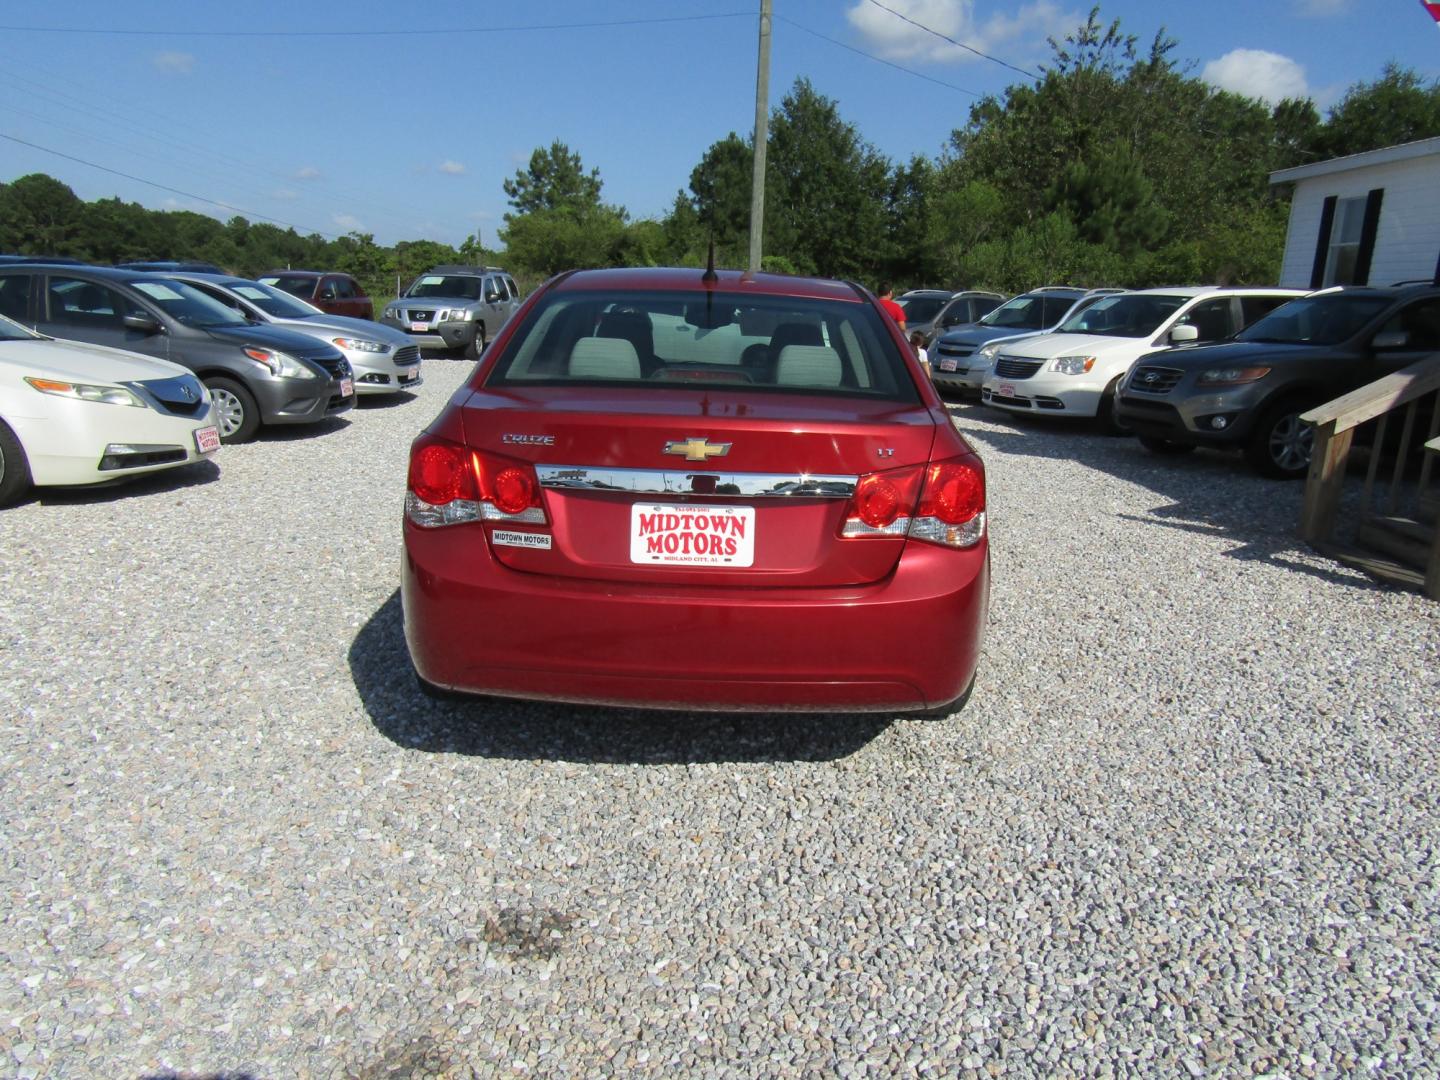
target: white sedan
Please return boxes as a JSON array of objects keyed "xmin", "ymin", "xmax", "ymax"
[{"xmin": 0, "ymin": 315, "xmax": 220, "ymax": 507}]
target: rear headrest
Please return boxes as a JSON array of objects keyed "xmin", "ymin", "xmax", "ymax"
[
  {"xmin": 775, "ymin": 345, "xmax": 842, "ymax": 387},
  {"xmin": 569, "ymin": 336, "xmax": 641, "ymax": 379}
]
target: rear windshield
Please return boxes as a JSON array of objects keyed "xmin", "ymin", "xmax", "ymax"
[
  {"xmin": 1058, "ymin": 294, "xmax": 1187, "ymax": 337},
  {"xmin": 229, "ymin": 280, "xmax": 321, "ymax": 318},
  {"xmin": 485, "ymin": 289, "xmax": 920, "ymax": 402},
  {"xmin": 405, "ymin": 274, "xmax": 482, "ymax": 300}
]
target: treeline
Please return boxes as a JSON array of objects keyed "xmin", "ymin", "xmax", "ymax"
[{"xmin": 3, "ymin": 8, "xmax": 1439, "ymax": 297}]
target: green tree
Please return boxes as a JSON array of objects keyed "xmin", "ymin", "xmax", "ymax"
[
  {"xmin": 0, "ymin": 174, "xmax": 85, "ymax": 254},
  {"xmin": 1315, "ymin": 64, "xmax": 1440, "ymax": 158},
  {"xmin": 502, "ymin": 141, "xmax": 604, "ymax": 216},
  {"xmin": 687, "ymin": 133, "xmax": 753, "ymax": 264}
]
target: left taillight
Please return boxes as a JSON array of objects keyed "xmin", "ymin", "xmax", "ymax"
[{"xmin": 405, "ymin": 435, "xmax": 546, "ymax": 529}]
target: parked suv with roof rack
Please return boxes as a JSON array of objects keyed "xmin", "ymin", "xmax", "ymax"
[
  {"xmin": 931, "ymin": 287, "xmax": 1124, "ymax": 394},
  {"xmin": 380, "ymin": 265, "xmax": 519, "ymax": 359},
  {"xmin": 981, "ymin": 286, "xmax": 1305, "ymax": 432},
  {"xmin": 895, "ymin": 289, "xmax": 1005, "ymax": 348},
  {"xmin": 1117, "ymin": 283, "xmax": 1440, "ymax": 478}
]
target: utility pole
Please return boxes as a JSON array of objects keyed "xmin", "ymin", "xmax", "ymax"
[{"xmin": 748, "ymin": 0, "xmax": 772, "ymax": 273}]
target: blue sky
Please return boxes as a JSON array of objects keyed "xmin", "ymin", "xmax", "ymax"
[{"xmin": 0, "ymin": 1, "xmax": 1436, "ymax": 249}]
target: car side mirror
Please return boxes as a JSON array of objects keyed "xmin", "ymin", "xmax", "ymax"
[
  {"xmin": 1169, "ymin": 324, "xmax": 1199, "ymax": 344},
  {"xmin": 485, "ymin": 290, "xmax": 502, "ymax": 303},
  {"xmin": 123, "ymin": 313, "xmax": 162, "ymax": 334},
  {"xmin": 1372, "ymin": 329, "xmax": 1409, "ymax": 350},
  {"xmin": 319, "ymin": 290, "xmax": 336, "ymax": 301}
]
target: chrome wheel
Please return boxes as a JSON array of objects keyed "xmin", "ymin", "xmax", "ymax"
[
  {"xmin": 210, "ymin": 385, "xmax": 246, "ymax": 438},
  {"xmin": 1266, "ymin": 413, "xmax": 1312, "ymax": 474}
]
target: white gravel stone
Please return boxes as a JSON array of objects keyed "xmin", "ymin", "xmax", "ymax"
[{"xmin": 0, "ymin": 362, "xmax": 1436, "ymax": 1077}]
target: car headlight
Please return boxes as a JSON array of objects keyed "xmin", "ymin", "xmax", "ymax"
[
  {"xmin": 24, "ymin": 377, "xmax": 147, "ymax": 408},
  {"xmin": 331, "ymin": 337, "xmax": 391, "ymax": 353},
  {"xmin": 977, "ymin": 342, "xmax": 1002, "ymax": 362},
  {"xmin": 1198, "ymin": 366, "xmax": 1271, "ymax": 386},
  {"xmin": 243, "ymin": 346, "xmax": 318, "ymax": 379},
  {"xmin": 439, "ymin": 308, "xmax": 472, "ymax": 323},
  {"xmin": 1051, "ymin": 355, "xmax": 1096, "ymax": 375}
]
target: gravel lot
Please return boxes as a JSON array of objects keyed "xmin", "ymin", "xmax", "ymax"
[{"xmin": 2, "ymin": 357, "xmax": 1438, "ymax": 1079}]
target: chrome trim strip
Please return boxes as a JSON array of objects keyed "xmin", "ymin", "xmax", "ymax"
[{"xmin": 536, "ymin": 465, "xmax": 857, "ymax": 498}]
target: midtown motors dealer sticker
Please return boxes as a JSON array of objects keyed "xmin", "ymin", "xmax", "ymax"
[
  {"xmin": 630, "ymin": 504, "xmax": 755, "ymax": 567},
  {"xmin": 492, "ymin": 530, "xmax": 552, "ymax": 550}
]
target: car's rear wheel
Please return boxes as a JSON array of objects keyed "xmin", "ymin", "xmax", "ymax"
[
  {"xmin": 205, "ymin": 376, "xmax": 261, "ymax": 443},
  {"xmin": 0, "ymin": 419, "xmax": 33, "ymax": 508},
  {"xmin": 465, "ymin": 323, "xmax": 486, "ymax": 361},
  {"xmin": 1138, "ymin": 435, "xmax": 1196, "ymax": 456},
  {"xmin": 1097, "ymin": 377, "xmax": 1131, "ymax": 436},
  {"xmin": 1245, "ymin": 400, "xmax": 1315, "ymax": 479}
]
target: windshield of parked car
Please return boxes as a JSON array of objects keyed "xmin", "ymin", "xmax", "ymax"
[
  {"xmin": 1235, "ymin": 295, "xmax": 1395, "ymax": 346},
  {"xmin": 0, "ymin": 313, "xmax": 39, "ymax": 340},
  {"xmin": 1057, "ymin": 294, "xmax": 1187, "ymax": 337},
  {"xmin": 487, "ymin": 289, "xmax": 920, "ymax": 402},
  {"xmin": 128, "ymin": 279, "xmax": 249, "ymax": 328},
  {"xmin": 257, "ymin": 274, "xmax": 322, "ymax": 300},
  {"xmin": 227, "ymin": 281, "xmax": 323, "ymax": 319},
  {"xmin": 895, "ymin": 296, "xmax": 948, "ymax": 323},
  {"xmin": 405, "ymin": 275, "xmax": 482, "ymax": 301},
  {"xmin": 980, "ymin": 294, "xmax": 1070, "ymax": 330}
]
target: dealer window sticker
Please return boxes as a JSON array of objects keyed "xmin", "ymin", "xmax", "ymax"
[{"xmin": 132, "ymin": 283, "xmax": 185, "ymax": 301}]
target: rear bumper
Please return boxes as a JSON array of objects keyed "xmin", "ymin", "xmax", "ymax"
[{"xmin": 403, "ymin": 524, "xmax": 989, "ymax": 713}]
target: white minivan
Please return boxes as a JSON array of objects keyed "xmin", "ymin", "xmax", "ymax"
[{"xmin": 980, "ymin": 287, "xmax": 1306, "ymax": 432}]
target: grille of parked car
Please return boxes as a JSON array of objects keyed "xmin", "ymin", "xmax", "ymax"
[
  {"xmin": 993, "ymin": 356, "xmax": 1045, "ymax": 379},
  {"xmin": 406, "ymin": 309, "xmax": 435, "ymax": 323},
  {"xmin": 935, "ymin": 342, "xmax": 976, "ymax": 358},
  {"xmin": 309, "ymin": 355, "xmax": 352, "ymax": 381},
  {"xmin": 393, "ymin": 346, "xmax": 420, "ymax": 367},
  {"xmin": 139, "ymin": 375, "xmax": 211, "ymax": 418},
  {"xmin": 1127, "ymin": 366, "xmax": 1184, "ymax": 394}
]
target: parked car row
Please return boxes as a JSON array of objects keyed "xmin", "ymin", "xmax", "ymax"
[
  {"xmin": 929, "ymin": 280, "xmax": 1440, "ymax": 479},
  {"xmin": 0, "ymin": 260, "xmax": 448, "ymax": 507}
]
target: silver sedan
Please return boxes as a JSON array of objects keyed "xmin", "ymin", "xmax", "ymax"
[{"xmin": 161, "ymin": 273, "xmax": 421, "ymax": 396}]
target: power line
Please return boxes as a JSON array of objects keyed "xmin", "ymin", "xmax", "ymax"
[
  {"xmin": 863, "ymin": 0, "xmax": 1041, "ymax": 81},
  {"xmin": 0, "ymin": 131, "xmax": 342, "ymax": 239},
  {"xmin": 0, "ymin": 12, "xmax": 752, "ymax": 38},
  {"xmin": 777, "ymin": 15, "xmax": 982, "ymax": 97}
]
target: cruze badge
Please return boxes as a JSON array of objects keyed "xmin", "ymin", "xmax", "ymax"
[
  {"xmin": 502, "ymin": 433, "xmax": 555, "ymax": 446},
  {"xmin": 664, "ymin": 438, "xmax": 731, "ymax": 462}
]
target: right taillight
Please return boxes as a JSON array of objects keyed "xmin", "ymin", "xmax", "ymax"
[
  {"xmin": 911, "ymin": 458, "xmax": 985, "ymax": 548},
  {"xmin": 405, "ymin": 435, "xmax": 546, "ymax": 529}
]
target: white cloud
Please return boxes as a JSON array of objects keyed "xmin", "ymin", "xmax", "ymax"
[
  {"xmin": 845, "ymin": 0, "xmax": 1075, "ymax": 65},
  {"xmin": 1294, "ymin": 0, "xmax": 1348, "ymax": 15},
  {"xmin": 294, "ymin": 166, "xmax": 321, "ymax": 181},
  {"xmin": 332, "ymin": 213, "xmax": 364, "ymax": 231},
  {"xmin": 438, "ymin": 160, "xmax": 467, "ymax": 175},
  {"xmin": 152, "ymin": 51, "xmax": 195, "ymax": 74},
  {"xmin": 1202, "ymin": 49, "xmax": 1311, "ymax": 105}
]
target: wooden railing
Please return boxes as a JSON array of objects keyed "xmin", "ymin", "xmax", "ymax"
[{"xmin": 1299, "ymin": 353, "xmax": 1440, "ymax": 599}]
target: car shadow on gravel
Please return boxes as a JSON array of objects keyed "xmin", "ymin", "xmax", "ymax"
[
  {"xmin": 348, "ymin": 591, "xmax": 893, "ymax": 763},
  {"xmin": 946, "ymin": 402, "xmax": 1398, "ymax": 593},
  {"xmin": 31, "ymin": 458, "xmax": 221, "ymax": 506},
  {"xmin": 254, "ymin": 416, "xmax": 351, "ymax": 442},
  {"xmin": 354, "ymin": 390, "xmax": 420, "ymax": 410}
]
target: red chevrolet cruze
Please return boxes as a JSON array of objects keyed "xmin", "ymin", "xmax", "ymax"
[{"xmin": 402, "ymin": 267, "xmax": 989, "ymax": 714}]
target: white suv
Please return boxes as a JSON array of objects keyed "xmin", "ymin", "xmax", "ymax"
[{"xmin": 980, "ymin": 287, "xmax": 1306, "ymax": 432}]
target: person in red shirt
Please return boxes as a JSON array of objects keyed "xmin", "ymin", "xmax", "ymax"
[{"xmin": 877, "ymin": 282, "xmax": 906, "ymax": 330}]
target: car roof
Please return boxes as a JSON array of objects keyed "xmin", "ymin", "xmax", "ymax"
[
  {"xmin": 549, "ymin": 266, "xmax": 866, "ymax": 303},
  {"xmin": 1116, "ymin": 286, "xmax": 1308, "ymax": 298},
  {"xmin": 427, "ymin": 264, "xmax": 509, "ymax": 276},
  {"xmin": 1310, "ymin": 283, "xmax": 1440, "ymax": 300}
]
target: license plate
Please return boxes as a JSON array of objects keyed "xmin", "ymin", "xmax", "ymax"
[
  {"xmin": 998, "ymin": 383, "xmax": 1015, "ymax": 398},
  {"xmin": 193, "ymin": 426, "xmax": 220, "ymax": 453},
  {"xmin": 399, "ymin": 371, "xmax": 419, "ymax": 383},
  {"xmin": 630, "ymin": 504, "xmax": 755, "ymax": 567},
  {"xmin": 340, "ymin": 378, "xmax": 354, "ymax": 397},
  {"xmin": 938, "ymin": 358, "xmax": 958, "ymax": 372},
  {"xmin": 410, "ymin": 321, "xmax": 428, "ymax": 332}
]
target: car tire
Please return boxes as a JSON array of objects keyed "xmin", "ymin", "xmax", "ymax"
[
  {"xmin": 1097, "ymin": 377, "xmax": 1131, "ymax": 436},
  {"xmin": 1138, "ymin": 435, "xmax": 1196, "ymax": 456},
  {"xmin": 0, "ymin": 418, "xmax": 33, "ymax": 508},
  {"xmin": 464, "ymin": 323, "xmax": 486, "ymax": 361},
  {"xmin": 204, "ymin": 376, "xmax": 261, "ymax": 444},
  {"xmin": 1245, "ymin": 399, "xmax": 1315, "ymax": 480}
]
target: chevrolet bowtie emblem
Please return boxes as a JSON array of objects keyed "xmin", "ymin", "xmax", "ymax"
[{"xmin": 664, "ymin": 437, "xmax": 731, "ymax": 462}]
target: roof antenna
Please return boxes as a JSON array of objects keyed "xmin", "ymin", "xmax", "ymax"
[{"xmin": 702, "ymin": 237, "xmax": 718, "ymax": 284}]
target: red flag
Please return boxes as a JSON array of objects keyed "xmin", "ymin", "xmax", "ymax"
[{"xmin": 1424, "ymin": 1, "xmax": 1440, "ymax": 24}]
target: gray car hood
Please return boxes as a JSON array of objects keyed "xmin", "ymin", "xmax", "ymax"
[{"xmin": 269, "ymin": 313, "xmax": 412, "ymax": 346}]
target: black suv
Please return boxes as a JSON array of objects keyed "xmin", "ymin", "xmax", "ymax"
[
  {"xmin": 1117, "ymin": 284, "xmax": 1440, "ymax": 478},
  {"xmin": 0, "ymin": 264, "xmax": 353, "ymax": 442}
]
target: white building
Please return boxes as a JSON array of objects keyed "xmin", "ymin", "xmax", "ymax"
[{"xmin": 1270, "ymin": 136, "xmax": 1440, "ymax": 290}]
